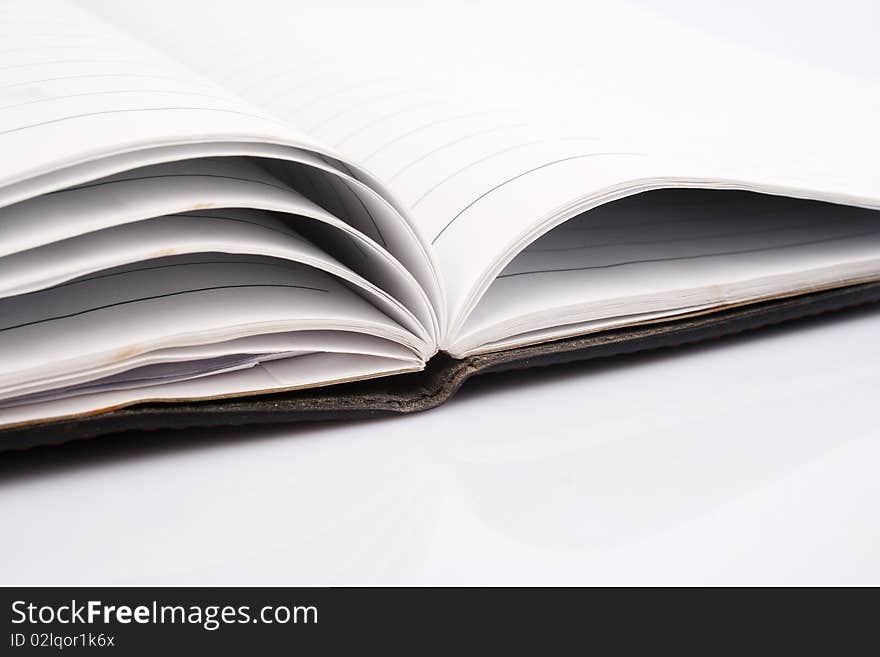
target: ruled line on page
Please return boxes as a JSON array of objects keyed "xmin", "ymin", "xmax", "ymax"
[
  {"xmin": 0, "ymin": 19, "xmax": 94, "ymax": 30},
  {"xmin": 0, "ymin": 29, "xmax": 133, "ymax": 40},
  {"xmin": 362, "ymin": 113, "xmax": 525, "ymax": 165},
  {"xmin": 0, "ymin": 72, "xmax": 219, "ymax": 91},
  {"xmin": 306, "ymin": 153, "xmax": 388, "ymax": 248},
  {"xmin": 0, "ymin": 284, "xmax": 329, "ymax": 333},
  {"xmin": 497, "ymin": 226, "xmax": 880, "ymax": 278},
  {"xmin": 0, "ymin": 89, "xmax": 244, "ymax": 113},
  {"xmin": 557, "ymin": 200, "xmax": 821, "ymax": 233},
  {"xmin": 332, "ymin": 99, "xmax": 463, "ymax": 149},
  {"xmin": 414, "ymin": 139, "xmax": 613, "ymax": 210},
  {"xmin": 249, "ymin": 71, "xmax": 335, "ymax": 109},
  {"xmin": 523, "ymin": 218, "xmax": 868, "ymax": 253},
  {"xmin": 51, "ymin": 172, "xmax": 295, "ymax": 195},
  {"xmin": 172, "ymin": 212, "xmax": 297, "ymax": 233},
  {"xmin": 562, "ymin": 214, "xmax": 731, "ymax": 233},
  {"xmin": 289, "ymin": 78, "xmax": 395, "ymax": 118},
  {"xmin": 241, "ymin": 60, "xmax": 341, "ymax": 97},
  {"xmin": 218, "ymin": 52, "xmax": 293, "ymax": 87},
  {"xmin": 528, "ymin": 213, "xmax": 847, "ymax": 252},
  {"xmin": 429, "ymin": 151, "xmax": 637, "ymax": 244},
  {"xmin": 39, "ymin": 257, "xmax": 308, "ymax": 291},
  {"xmin": 307, "ymin": 86, "xmax": 430, "ymax": 134},
  {"xmin": 5, "ymin": 163, "xmax": 373, "ymax": 263},
  {"xmin": 44, "ymin": 169, "xmax": 384, "ymax": 253},
  {"xmin": 279, "ymin": 164, "xmax": 369, "ymax": 258},
  {"xmin": 0, "ymin": 33, "xmax": 125, "ymax": 39},
  {"xmin": 234, "ymin": 65, "xmax": 327, "ymax": 98},
  {"xmin": 321, "ymin": 171, "xmax": 387, "ymax": 248},
  {"xmin": 563, "ymin": 211, "xmax": 741, "ymax": 233},
  {"xmin": 0, "ymin": 44, "xmax": 135, "ymax": 56},
  {"xmin": 383, "ymin": 122, "xmax": 558, "ymax": 179},
  {"xmin": 0, "ymin": 58, "xmax": 180, "ymax": 72},
  {"xmin": 0, "ymin": 106, "xmax": 290, "ymax": 138},
  {"xmin": 181, "ymin": 206, "xmax": 371, "ymax": 259}
]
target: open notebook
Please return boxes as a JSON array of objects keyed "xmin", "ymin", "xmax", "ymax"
[{"xmin": 2, "ymin": 0, "xmax": 880, "ymax": 448}]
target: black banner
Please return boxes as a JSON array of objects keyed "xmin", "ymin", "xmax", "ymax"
[{"xmin": 0, "ymin": 586, "xmax": 869, "ymax": 653}]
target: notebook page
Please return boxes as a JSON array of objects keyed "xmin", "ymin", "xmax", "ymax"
[
  {"xmin": 78, "ymin": 0, "xmax": 880, "ymax": 339},
  {"xmin": 0, "ymin": 0, "xmax": 327, "ymax": 188},
  {"xmin": 0, "ymin": 257, "xmax": 421, "ymax": 391},
  {"xmin": 2, "ymin": 1, "xmax": 447, "ymax": 340},
  {"xmin": 452, "ymin": 192, "xmax": 880, "ymax": 355},
  {"xmin": 1, "ymin": 331, "xmax": 419, "ymax": 405},
  {"xmin": 1, "ymin": 351, "xmax": 421, "ymax": 430},
  {"xmin": 0, "ymin": 209, "xmax": 430, "ymax": 342},
  {"xmin": 0, "ymin": 156, "xmax": 436, "ymax": 341}
]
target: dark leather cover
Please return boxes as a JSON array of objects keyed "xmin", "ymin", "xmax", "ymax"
[{"xmin": 3, "ymin": 281, "xmax": 880, "ymax": 452}]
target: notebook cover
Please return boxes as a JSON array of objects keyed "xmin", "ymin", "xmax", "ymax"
[{"xmin": 3, "ymin": 280, "xmax": 880, "ymax": 452}]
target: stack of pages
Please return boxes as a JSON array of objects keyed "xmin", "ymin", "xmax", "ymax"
[{"xmin": 2, "ymin": 0, "xmax": 879, "ymax": 442}]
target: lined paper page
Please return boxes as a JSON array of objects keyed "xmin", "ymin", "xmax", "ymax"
[
  {"xmin": 0, "ymin": 0, "xmax": 321, "ymax": 189},
  {"xmin": 0, "ymin": 207, "xmax": 430, "ymax": 341},
  {"xmin": 78, "ymin": 0, "xmax": 880, "ymax": 335},
  {"xmin": 1, "ymin": 330, "xmax": 420, "ymax": 406},
  {"xmin": 2, "ymin": 1, "xmax": 446, "ymax": 341},
  {"xmin": 1, "ymin": 351, "xmax": 422, "ymax": 430},
  {"xmin": 452, "ymin": 191, "xmax": 880, "ymax": 355},
  {"xmin": 0, "ymin": 256, "xmax": 419, "ymax": 392},
  {"xmin": 0, "ymin": 155, "xmax": 437, "ymax": 342}
]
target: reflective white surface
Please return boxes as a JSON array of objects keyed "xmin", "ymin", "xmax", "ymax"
[
  {"xmin": 2, "ymin": 304, "xmax": 879, "ymax": 585},
  {"xmin": 1, "ymin": 0, "xmax": 879, "ymax": 585}
]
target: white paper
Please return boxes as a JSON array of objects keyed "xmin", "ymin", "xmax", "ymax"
[
  {"xmin": 1, "ymin": 352, "xmax": 421, "ymax": 429},
  {"xmin": 1, "ymin": 330, "xmax": 419, "ymax": 404},
  {"xmin": 3, "ymin": 0, "xmax": 880, "ymax": 422},
  {"xmin": 0, "ymin": 257, "xmax": 423, "ymax": 392},
  {"xmin": 452, "ymin": 191, "xmax": 880, "ymax": 355},
  {"xmin": 76, "ymin": 0, "xmax": 880, "ymax": 343}
]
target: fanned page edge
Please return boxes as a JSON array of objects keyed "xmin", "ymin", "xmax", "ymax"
[
  {"xmin": 436, "ymin": 161, "xmax": 880, "ymax": 349},
  {"xmin": 2, "ymin": 280, "xmax": 879, "ymax": 451},
  {"xmin": 0, "ymin": 0, "xmax": 446, "ymax": 334},
  {"xmin": 57, "ymin": 0, "xmax": 880, "ymax": 350},
  {"xmin": 0, "ymin": 0, "xmax": 454, "ymax": 423},
  {"xmin": 4, "ymin": 0, "xmax": 880, "ymax": 437}
]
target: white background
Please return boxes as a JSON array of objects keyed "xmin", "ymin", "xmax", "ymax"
[{"xmin": 1, "ymin": 0, "xmax": 879, "ymax": 585}]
